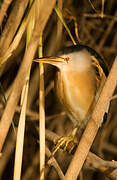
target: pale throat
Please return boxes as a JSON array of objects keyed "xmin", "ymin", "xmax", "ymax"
[{"xmin": 60, "ymin": 49, "xmax": 92, "ymax": 72}]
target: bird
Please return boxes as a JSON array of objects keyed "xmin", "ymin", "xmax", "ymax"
[{"xmin": 34, "ymin": 44, "xmax": 108, "ymax": 153}]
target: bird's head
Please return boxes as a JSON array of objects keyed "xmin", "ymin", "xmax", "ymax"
[{"xmin": 34, "ymin": 49, "xmax": 92, "ymax": 73}]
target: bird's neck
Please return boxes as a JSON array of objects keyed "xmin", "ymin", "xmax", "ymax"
[{"xmin": 61, "ymin": 69, "xmax": 96, "ymax": 120}]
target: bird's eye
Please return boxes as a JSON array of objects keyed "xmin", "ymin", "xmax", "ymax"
[{"xmin": 64, "ymin": 56, "xmax": 70, "ymax": 63}]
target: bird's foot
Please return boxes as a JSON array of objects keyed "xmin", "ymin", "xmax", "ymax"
[{"xmin": 52, "ymin": 128, "xmax": 78, "ymax": 155}]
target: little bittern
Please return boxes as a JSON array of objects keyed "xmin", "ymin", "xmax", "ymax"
[{"xmin": 34, "ymin": 45, "xmax": 108, "ymax": 151}]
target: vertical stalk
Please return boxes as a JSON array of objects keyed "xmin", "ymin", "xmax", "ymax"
[
  {"xmin": 13, "ymin": 1, "xmax": 35, "ymax": 180},
  {"xmin": 38, "ymin": 36, "xmax": 45, "ymax": 180}
]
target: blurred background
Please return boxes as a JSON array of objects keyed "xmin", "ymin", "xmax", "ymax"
[{"xmin": 0, "ymin": 0, "xmax": 117, "ymax": 179}]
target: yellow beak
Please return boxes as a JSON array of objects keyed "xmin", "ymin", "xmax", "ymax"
[{"xmin": 33, "ymin": 56, "xmax": 69, "ymax": 65}]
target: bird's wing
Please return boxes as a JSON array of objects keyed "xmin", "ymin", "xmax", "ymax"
[
  {"xmin": 91, "ymin": 55, "xmax": 106, "ymax": 95},
  {"xmin": 87, "ymin": 55, "xmax": 109, "ymax": 124}
]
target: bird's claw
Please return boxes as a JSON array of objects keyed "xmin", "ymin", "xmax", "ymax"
[{"xmin": 52, "ymin": 135, "xmax": 77, "ymax": 156}]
